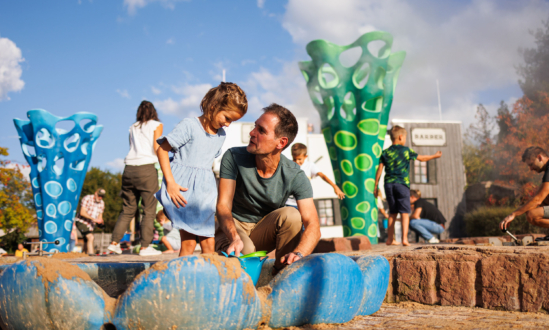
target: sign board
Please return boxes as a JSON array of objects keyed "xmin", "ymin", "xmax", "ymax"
[{"xmin": 411, "ymin": 128, "xmax": 446, "ymax": 147}]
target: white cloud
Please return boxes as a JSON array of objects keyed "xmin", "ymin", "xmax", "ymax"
[
  {"xmin": 106, "ymin": 158, "xmax": 125, "ymax": 172},
  {"xmin": 166, "ymin": 38, "xmax": 174, "ymax": 45},
  {"xmin": 116, "ymin": 89, "xmax": 131, "ymax": 99},
  {"xmin": 243, "ymin": 0, "xmax": 548, "ymax": 130},
  {"xmin": 257, "ymin": 0, "xmax": 265, "ymax": 9},
  {"xmin": 151, "ymin": 86, "xmax": 162, "ymax": 95},
  {"xmin": 154, "ymin": 83, "xmax": 212, "ymax": 117},
  {"xmin": 123, "ymin": 0, "xmax": 189, "ymax": 15},
  {"xmin": 0, "ymin": 37, "xmax": 25, "ymax": 101}
]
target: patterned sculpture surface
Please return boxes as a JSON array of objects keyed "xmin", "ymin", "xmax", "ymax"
[
  {"xmin": 299, "ymin": 32, "xmax": 405, "ymax": 242},
  {"xmin": 14, "ymin": 110, "xmax": 103, "ymax": 252}
]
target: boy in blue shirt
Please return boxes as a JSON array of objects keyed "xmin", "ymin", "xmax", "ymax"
[{"xmin": 374, "ymin": 125, "xmax": 441, "ymax": 246}]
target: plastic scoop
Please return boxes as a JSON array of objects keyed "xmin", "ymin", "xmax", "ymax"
[
  {"xmin": 221, "ymin": 251, "xmax": 268, "ymax": 285},
  {"xmin": 239, "ymin": 251, "xmax": 267, "ymax": 258}
]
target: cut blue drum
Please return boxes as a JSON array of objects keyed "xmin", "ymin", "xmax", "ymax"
[{"xmin": 14, "ymin": 110, "xmax": 103, "ymax": 252}]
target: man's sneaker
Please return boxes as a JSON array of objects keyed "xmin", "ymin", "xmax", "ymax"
[
  {"xmin": 428, "ymin": 237, "xmax": 440, "ymax": 244},
  {"xmin": 107, "ymin": 244, "xmax": 122, "ymax": 255},
  {"xmin": 139, "ymin": 246, "xmax": 162, "ymax": 256}
]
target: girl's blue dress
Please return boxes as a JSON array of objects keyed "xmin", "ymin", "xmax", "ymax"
[{"xmin": 155, "ymin": 117, "xmax": 225, "ymax": 237}]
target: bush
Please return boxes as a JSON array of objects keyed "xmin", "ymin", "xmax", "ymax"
[{"xmin": 465, "ymin": 206, "xmax": 548, "ymax": 237}]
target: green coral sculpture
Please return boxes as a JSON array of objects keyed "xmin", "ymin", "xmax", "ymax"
[{"xmin": 299, "ymin": 32, "xmax": 406, "ymax": 242}]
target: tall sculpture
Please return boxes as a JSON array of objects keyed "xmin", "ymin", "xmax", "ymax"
[
  {"xmin": 299, "ymin": 32, "xmax": 405, "ymax": 242},
  {"xmin": 14, "ymin": 110, "xmax": 103, "ymax": 252}
]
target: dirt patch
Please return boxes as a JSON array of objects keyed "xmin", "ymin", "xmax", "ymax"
[
  {"xmin": 50, "ymin": 252, "xmax": 89, "ymax": 260},
  {"xmin": 132, "ymin": 260, "xmax": 170, "ymax": 283},
  {"xmin": 28, "ymin": 257, "xmax": 92, "ymax": 290},
  {"xmin": 242, "ymin": 277, "xmax": 256, "ymax": 304},
  {"xmin": 27, "ymin": 257, "xmax": 115, "ymax": 315},
  {"xmin": 257, "ymin": 285, "xmax": 273, "ymax": 328},
  {"xmin": 202, "ymin": 254, "xmax": 242, "ymax": 282}
]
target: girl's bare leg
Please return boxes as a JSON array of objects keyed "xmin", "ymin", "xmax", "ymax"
[
  {"xmin": 386, "ymin": 214, "xmax": 400, "ymax": 246},
  {"xmin": 161, "ymin": 236, "xmax": 175, "ymax": 254},
  {"xmin": 179, "ymin": 230, "xmax": 197, "ymax": 256},
  {"xmin": 401, "ymin": 213, "xmax": 410, "ymax": 246},
  {"xmin": 199, "ymin": 236, "xmax": 215, "ymax": 254}
]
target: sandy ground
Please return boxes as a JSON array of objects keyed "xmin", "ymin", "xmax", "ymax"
[{"xmin": 280, "ymin": 302, "xmax": 549, "ymax": 330}]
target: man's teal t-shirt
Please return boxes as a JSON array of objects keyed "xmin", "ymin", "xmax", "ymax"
[{"xmin": 220, "ymin": 147, "xmax": 313, "ymax": 223}]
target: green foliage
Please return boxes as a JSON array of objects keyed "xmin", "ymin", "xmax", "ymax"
[
  {"xmin": 80, "ymin": 167, "xmax": 122, "ymax": 233},
  {"xmin": 0, "ymin": 146, "xmax": 35, "ymax": 250},
  {"xmin": 465, "ymin": 206, "xmax": 547, "ymax": 237},
  {"xmin": 462, "ymin": 104, "xmax": 496, "ymax": 185}
]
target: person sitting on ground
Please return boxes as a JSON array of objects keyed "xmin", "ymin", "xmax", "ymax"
[
  {"xmin": 285, "ymin": 143, "xmax": 345, "ymax": 208},
  {"xmin": 409, "ymin": 189, "xmax": 446, "ymax": 244},
  {"xmin": 500, "ymin": 146, "xmax": 549, "ymax": 238},
  {"xmin": 75, "ymin": 188, "xmax": 106, "ymax": 255},
  {"xmin": 373, "ymin": 125, "xmax": 442, "ymax": 246},
  {"xmin": 14, "ymin": 243, "xmax": 29, "ymax": 257},
  {"xmin": 216, "ymin": 104, "xmax": 321, "ymax": 275},
  {"xmin": 157, "ymin": 210, "xmax": 182, "ymax": 254}
]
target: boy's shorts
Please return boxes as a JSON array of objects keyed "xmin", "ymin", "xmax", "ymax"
[
  {"xmin": 384, "ymin": 183, "xmax": 411, "ymax": 214},
  {"xmin": 165, "ymin": 236, "xmax": 181, "ymax": 250}
]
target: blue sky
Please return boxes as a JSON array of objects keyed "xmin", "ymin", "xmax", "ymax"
[{"xmin": 1, "ymin": 0, "xmax": 548, "ymax": 172}]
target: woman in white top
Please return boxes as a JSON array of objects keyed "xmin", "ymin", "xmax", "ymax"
[{"xmin": 108, "ymin": 101, "xmax": 163, "ymax": 256}]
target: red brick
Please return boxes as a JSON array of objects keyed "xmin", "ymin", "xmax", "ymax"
[
  {"xmin": 438, "ymin": 261, "xmax": 476, "ymax": 307},
  {"xmin": 396, "ymin": 259, "xmax": 438, "ymax": 305}
]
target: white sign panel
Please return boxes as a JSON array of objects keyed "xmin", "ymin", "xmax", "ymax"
[{"xmin": 411, "ymin": 128, "xmax": 446, "ymax": 147}]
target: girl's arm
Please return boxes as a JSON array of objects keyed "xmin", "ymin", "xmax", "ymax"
[
  {"xmin": 153, "ymin": 124, "xmax": 163, "ymax": 153},
  {"xmin": 317, "ymin": 172, "xmax": 345, "ymax": 199},
  {"xmin": 157, "ymin": 140, "xmax": 188, "ymax": 208}
]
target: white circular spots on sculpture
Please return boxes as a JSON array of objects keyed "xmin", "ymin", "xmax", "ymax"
[
  {"xmin": 67, "ymin": 178, "xmax": 77, "ymax": 192},
  {"xmin": 64, "ymin": 220, "xmax": 72, "ymax": 231},
  {"xmin": 45, "ymin": 181, "xmax": 63, "ymax": 198},
  {"xmin": 35, "ymin": 193, "xmax": 42, "ymax": 207},
  {"xmin": 36, "ymin": 210, "xmax": 43, "ymax": 220},
  {"xmin": 55, "ymin": 237, "xmax": 66, "ymax": 246},
  {"xmin": 58, "ymin": 201, "xmax": 71, "ymax": 216},
  {"xmin": 46, "ymin": 204, "xmax": 57, "ymax": 218},
  {"xmin": 45, "ymin": 221, "xmax": 57, "ymax": 234},
  {"xmin": 32, "ymin": 178, "xmax": 39, "ymax": 189},
  {"xmin": 41, "ymin": 239, "xmax": 49, "ymax": 249}
]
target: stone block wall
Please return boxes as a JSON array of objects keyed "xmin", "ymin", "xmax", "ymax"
[{"xmin": 384, "ymin": 246, "xmax": 549, "ymax": 312}]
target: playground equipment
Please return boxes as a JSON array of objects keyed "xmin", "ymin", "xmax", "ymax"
[
  {"xmin": 13, "ymin": 110, "xmax": 103, "ymax": 253},
  {"xmin": 299, "ymin": 32, "xmax": 406, "ymax": 242},
  {"xmin": 0, "ymin": 253, "xmax": 390, "ymax": 329}
]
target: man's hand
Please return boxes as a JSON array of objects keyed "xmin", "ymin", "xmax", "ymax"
[
  {"xmin": 434, "ymin": 151, "xmax": 442, "ymax": 158},
  {"xmin": 280, "ymin": 252, "xmax": 302, "ymax": 265},
  {"xmin": 94, "ymin": 218, "xmax": 104, "ymax": 224},
  {"xmin": 226, "ymin": 236, "xmax": 244, "ymax": 257},
  {"xmin": 167, "ymin": 182, "xmax": 188, "ymax": 208},
  {"xmin": 500, "ymin": 213, "xmax": 515, "ymax": 230},
  {"xmin": 374, "ymin": 187, "xmax": 379, "ymax": 198},
  {"xmin": 334, "ymin": 186, "xmax": 345, "ymax": 200}
]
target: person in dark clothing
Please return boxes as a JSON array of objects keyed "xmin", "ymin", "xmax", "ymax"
[{"xmin": 409, "ymin": 189, "xmax": 446, "ymax": 243}]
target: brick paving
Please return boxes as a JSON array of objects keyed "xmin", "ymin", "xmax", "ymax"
[{"xmin": 286, "ymin": 302, "xmax": 549, "ymax": 329}]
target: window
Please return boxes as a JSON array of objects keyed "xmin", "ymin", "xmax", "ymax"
[
  {"xmin": 411, "ymin": 159, "xmax": 437, "ymax": 184},
  {"xmin": 413, "ymin": 160, "xmax": 428, "ymax": 183},
  {"xmin": 316, "ymin": 199, "xmax": 335, "ymax": 226}
]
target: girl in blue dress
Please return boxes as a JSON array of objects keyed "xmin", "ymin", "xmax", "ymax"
[{"xmin": 155, "ymin": 82, "xmax": 247, "ymax": 256}]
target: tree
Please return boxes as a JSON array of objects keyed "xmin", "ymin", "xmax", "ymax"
[
  {"xmin": 462, "ymin": 104, "xmax": 496, "ymax": 184},
  {"xmin": 0, "ymin": 147, "xmax": 35, "ymax": 251},
  {"xmin": 493, "ymin": 94, "xmax": 549, "ymax": 202},
  {"xmin": 79, "ymin": 167, "xmax": 123, "ymax": 233},
  {"xmin": 517, "ymin": 19, "xmax": 549, "ymax": 105},
  {"xmin": 496, "ymin": 101, "xmax": 515, "ymax": 144}
]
